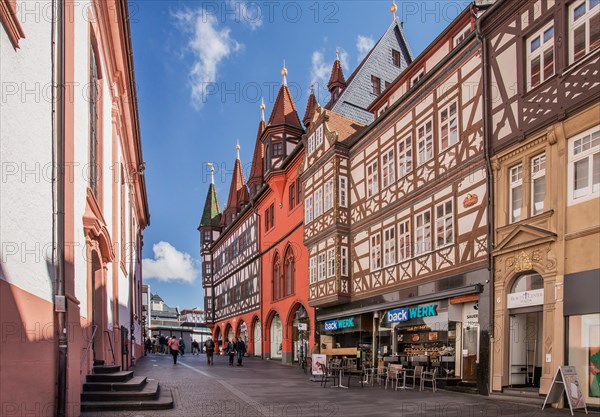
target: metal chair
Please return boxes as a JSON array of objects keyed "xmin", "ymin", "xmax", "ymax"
[
  {"xmin": 405, "ymin": 365, "xmax": 423, "ymax": 389},
  {"xmin": 420, "ymin": 367, "xmax": 437, "ymax": 392},
  {"xmin": 385, "ymin": 364, "xmax": 402, "ymax": 390},
  {"xmin": 319, "ymin": 362, "xmax": 338, "ymax": 388}
]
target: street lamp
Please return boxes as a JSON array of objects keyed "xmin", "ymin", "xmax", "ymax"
[{"xmin": 295, "ymin": 306, "xmax": 309, "ymax": 371}]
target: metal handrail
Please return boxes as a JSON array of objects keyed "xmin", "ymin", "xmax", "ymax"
[
  {"xmin": 80, "ymin": 325, "xmax": 98, "ymax": 370},
  {"xmin": 104, "ymin": 330, "xmax": 116, "ymax": 365}
]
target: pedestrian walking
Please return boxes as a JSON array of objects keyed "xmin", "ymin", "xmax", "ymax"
[
  {"xmin": 179, "ymin": 337, "xmax": 185, "ymax": 356},
  {"xmin": 235, "ymin": 337, "xmax": 246, "ymax": 366},
  {"xmin": 204, "ymin": 337, "xmax": 215, "ymax": 365},
  {"xmin": 191, "ymin": 340, "xmax": 200, "ymax": 355},
  {"xmin": 144, "ymin": 337, "xmax": 152, "ymax": 356},
  {"xmin": 226, "ymin": 338, "xmax": 236, "ymax": 366},
  {"xmin": 168, "ymin": 336, "xmax": 180, "ymax": 364},
  {"xmin": 159, "ymin": 335, "xmax": 166, "ymax": 354}
]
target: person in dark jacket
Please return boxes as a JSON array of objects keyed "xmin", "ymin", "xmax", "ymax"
[
  {"xmin": 179, "ymin": 337, "xmax": 186, "ymax": 356},
  {"xmin": 204, "ymin": 337, "xmax": 215, "ymax": 365},
  {"xmin": 235, "ymin": 337, "xmax": 246, "ymax": 366},
  {"xmin": 226, "ymin": 338, "xmax": 236, "ymax": 366}
]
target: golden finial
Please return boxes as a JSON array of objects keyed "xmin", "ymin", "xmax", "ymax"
[
  {"xmin": 281, "ymin": 60, "xmax": 288, "ymax": 85},
  {"xmin": 391, "ymin": 0, "xmax": 397, "ymax": 21},
  {"xmin": 260, "ymin": 97, "xmax": 265, "ymax": 122},
  {"xmin": 207, "ymin": 162, "xmax": 215, "ymax": 184},
  {"xmin": 335, "ymin": 48, "xmax": 339, "ymax": 61},
  {"xmin": 236, "ymin": 141, "xmax": 241, "ymax": 160}
]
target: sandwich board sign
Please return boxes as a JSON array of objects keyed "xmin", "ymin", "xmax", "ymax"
[
  {"xmin": 311, "ymin": 354, "xmax": 327, "ymax": 376},
  {"xmin": 542, "ymin": 366, "xmax": 588, "ymax": 416}
]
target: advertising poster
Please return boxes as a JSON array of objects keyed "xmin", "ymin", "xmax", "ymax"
[
  {"xmin": 589, "ymin": 323, "xmax": 600, "ymax": 398},
  {"xmin": 562, "ymin": 366, "xmax": 587, "ymax": 410},
  {"xmin": 312, "ymin": 354, "xmax": 327, "ymax": 376}
]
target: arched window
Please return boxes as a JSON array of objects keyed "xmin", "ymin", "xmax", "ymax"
[
  {"xmin": 284, "ymin": 248, "xmax": 295, "ymax": 297},
  {"xmin": 273, "ymin": 253, "xmax": 281, "ymax": 301},
  {"xmin": 511, "ymin": 273, "xmax": 543, "ymax": 293}
]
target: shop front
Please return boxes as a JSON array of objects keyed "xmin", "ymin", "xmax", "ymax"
[
  {"xmin": 315, "ymin": 270, "xmax": 490, "ymax": 390},
  {"xmin": 565, "ymin": 269, "xmax": 600, "ymax": 409}
]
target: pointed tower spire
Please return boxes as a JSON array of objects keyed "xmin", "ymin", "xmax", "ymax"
[
  {"xmin": 268, "ymin": 64, "xmax": 303, "ymax": 129},
  {"xmin": 303, "ymin": 83, "xmax": 318, "ymax": 128},
  {"xmin": 221, "ymin": 144, "xmax": 249, "ymax": 228},
  {"xmin": 199, "ymin": 163, "xmax": 222, "ymax": 230},
  {"xmin": 391, "ymin": 0, "xmax": 398, "ymax": 22},
  {"xmin": 248, "ymin": 103, "xmax": 267, "ymax": 198},
  {"xmin": 327, "ymin": 49, "xmax": 346, "ymax": 97}
]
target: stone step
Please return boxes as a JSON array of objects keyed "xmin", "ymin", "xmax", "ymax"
[
  {"xmin": 86, "ymin": 371, "xmax": 134, "ymax": 383},
  {"xmin": 83, "ymin": 376, "xmax": 147, "ymax": 392},
  {"xmin": 80, "ymin": 388, "xmax": 174, "ymax": 412},
  {"xmin": 93, "ymin": 359, "xmax": 105, "ymax": 366},
  {"xmin": 93, "ymin": 364, "xmax": 121, "ymax": 374},
  {"xmin": 81, "ymin": 380, "xmax": 159, "ymax": 402},
  {"xmin": 488, "ymin": 392, "xmax": 545, "ymax": 406}
]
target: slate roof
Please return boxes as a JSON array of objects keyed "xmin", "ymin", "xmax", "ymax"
[{"xmin": 199, "ymin": 183, "xmax": 222, "ymax": 228}]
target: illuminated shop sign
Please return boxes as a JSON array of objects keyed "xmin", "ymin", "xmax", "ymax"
[
  {"xmin": 387, "ymin": 304, "xmax": 437, "ymax": 323},
  {"xmin": 324, "ymin": 318, "xmax": 355, "ymax": 331}
]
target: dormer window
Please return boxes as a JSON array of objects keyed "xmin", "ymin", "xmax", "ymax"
[
  {"xmin": 392, "ymin": 49, "xmax": 401, "ymax": 67},
  {"xmin": 371, "ymin": 76, "xmax": 381, "ymax": 95},
  {"xmin": 410, "ymin": 69, "xmax": 425, "ymax": 88}
]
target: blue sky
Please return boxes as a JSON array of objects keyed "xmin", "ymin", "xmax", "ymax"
[{"xmin": 131, "ymin": 1, "xmax": 467, "ymax": 310}]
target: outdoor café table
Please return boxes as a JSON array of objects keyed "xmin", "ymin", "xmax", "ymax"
[
  {"xmin": 395, "ymin": 368, "xmax": 408, "ymax": 390},
  {"xmin": 330, "ymin": 365, "xmax": 349, "ymax": 389}
]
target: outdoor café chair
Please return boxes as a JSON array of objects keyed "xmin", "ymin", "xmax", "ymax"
[
  {"xmin": 405, "ymin": 365, "xmax": 424, "ymax": 389},
  {"xmin": 420, "ymin": 367, "xmax": 437, "ymax": 392}
]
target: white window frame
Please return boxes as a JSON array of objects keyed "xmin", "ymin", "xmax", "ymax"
[
  {"xmin": 370, "ymin": 233, "xmax": 382, "ymax": 271},
  {"xmin": 417, "ymin": 119, "xmax": 434, "ymax": 166},
  {"xmin": 435, "ymin": 200, "xmax": 454, "ymax": 248},
  {"xmin": 339, "ymin": 176, "xmax": 348, "ymax": 208},
  {"xmin": 410, "ymin": 69, "xmax": 425, "ymax": 88},
  {"xmin": 398, "ymin": 135, "xmax": 413, "ymax": 178},
  {"xmin": 315, "ymin": 125, "xmax": 324, "ymax": 147},
  {"xmin": 439, "ymin": 100, "xmax": 459, "ymax": 150},
  {"xmin": 309, "ymin": 256, "xmax": 317, "ymax": 284},
  {"xmin": 526, "ymin": 21, "xmax": 555, "ymax": 91},
  {"xmin": 569, "ymin": 0, "xmax": 600, "ymax": 64},
  {"xmin": 341, "ymin": 246, "xmax": 348, "ymax": 276},
  {"xmin": 509, "ymin": 164, "xmax": 523, "ymax": 223},
  {"xmin": 317, "ymin": 253, "xmax": 326, "ymax": 281},
  {"xmin": 324, "ymin": 179, "xmax": 334, "ymax": 212},
  {"xmin": 568, "ymin": 125, "xmax": 600, "ymax": 204},
  {"xmin": 308, "ymin": 132, "xmax": 315, "ymax": 154},
  {"xmin": 367, "ymin": 160, "xmax": 379, "ymax": 198},
  {"xmin": 453, "ymin": 25, "xmax": 471, "ymax": 47},
  {"xmin": 415, "ymin": 210, "xmax": 431, "ymax": 256},
  {"xmin": 314, "ymin": 187, "xmax": 323, "ymax": 218},
  {"xmin": 305, "ymin": 195, "xmax": 313, "ymax": 223},
  {"xmin": 398, "ymin": 219, "xmax": 411, "ymax": 261},
  {"xmin": 383, "ymin": 226, "xmax": 396, "ymax": 267},
  {"xmin": 326, "ymin": 248, "xmax": 335, "ymax": 278},
  {"xmin": 531, "ymin": 153, "xmax": 546, "ymax": 215},
  {"xmin": 382, "ymin": 148, "xmax": 395, "ymax": 189}
]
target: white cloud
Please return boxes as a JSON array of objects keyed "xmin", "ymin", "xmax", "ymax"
[
  {"xmin": 356, "ymin": 35, "xmax": 375, "ymax": 62},
  {"xmin": 310, "ymin": 50, "xmax": 330, "ymax": 90},
  {"xmin": 173, "ymin": 8, "xmax": 242, "ymax": 109},
  {"xmin": 337, "ymin": 47, "xmax": 350, "ymax": 72},
  {"xmin": 142, "ymin": 241, "xmax": 199, "ymax": 284}
]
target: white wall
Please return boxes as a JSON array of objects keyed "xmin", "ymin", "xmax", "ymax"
[{"xmin": 0, "ymin": 0, "xmax": 55, "ymax": 302}]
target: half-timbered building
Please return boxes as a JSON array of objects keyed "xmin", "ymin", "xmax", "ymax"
[
  {"xmin": 302, "ymin": 4, "xmax": 493, "ymax": 392},
  {"xmin": 480, "ymin": 0, "xmax": 600, "ymax": 404},
  {"xmin": 199, "ymin": 151, "xmax": 261, "ymax": 353}
]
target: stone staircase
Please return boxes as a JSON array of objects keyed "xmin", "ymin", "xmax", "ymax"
[
  {"xmin": 81, "ymin": 362, "xmax": 174, "ymax": 412},
  {"xmin": 488, "ymin": 387, "xmax": 545, "ymax": 407}
]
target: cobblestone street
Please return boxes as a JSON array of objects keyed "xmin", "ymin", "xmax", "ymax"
[{"xmin": 81, "ymin": 354, "xmax": 576, "ymax": 417}]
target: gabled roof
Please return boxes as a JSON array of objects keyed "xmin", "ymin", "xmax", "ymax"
[
  {"xmin": 327, "ymin": 58, "xmax": 346, "ymax": 91},
  {"xmin": 324, "ymin": 19, "xmax": 413, "ymax": 124},
  {"xmin": 223, "ymin": 158, "xmax": 249, "ymax": 217},
  {"xmin": 199, "ymin": 183, "xmax": 222, "ymax": 228},
  {"xmin": 324, "ymin": 110, "xmax": 366, "ymax": 143},
  {"xmin": 303, "ymin": 91, "xmax": 318, "ymax": 127},
  {"xmin": 248, "ymin": 118, "xmax": 266, "ymax": 190},
  {"xmin": 268, "ymin": 84, "xmax": 303, "ymax": 129}
]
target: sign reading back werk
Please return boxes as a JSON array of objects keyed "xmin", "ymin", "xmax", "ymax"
[{"xmin": 542, "ymin": 366, "xmax": 588, "ymax": 416}]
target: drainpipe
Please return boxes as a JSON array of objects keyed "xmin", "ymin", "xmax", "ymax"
[
  {"xmin": 252, "ymin": 200, "xmax": 263, "ymax": 358},
  {"xmin": 476, "ymin": 10, "xmax": 494, "ymax": 396},
  {"xmin": 55, "ymin": 0, "xmax": 68, "ymax": 415}
]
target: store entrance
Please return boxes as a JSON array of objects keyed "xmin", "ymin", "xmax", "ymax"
[
  {"xmin": 462, "ymin": 324, "xmax": 479, "ymax": 382},
  {"xmin": 509, "ymin": 311, "xmax": 542, "ymax": 387}
]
